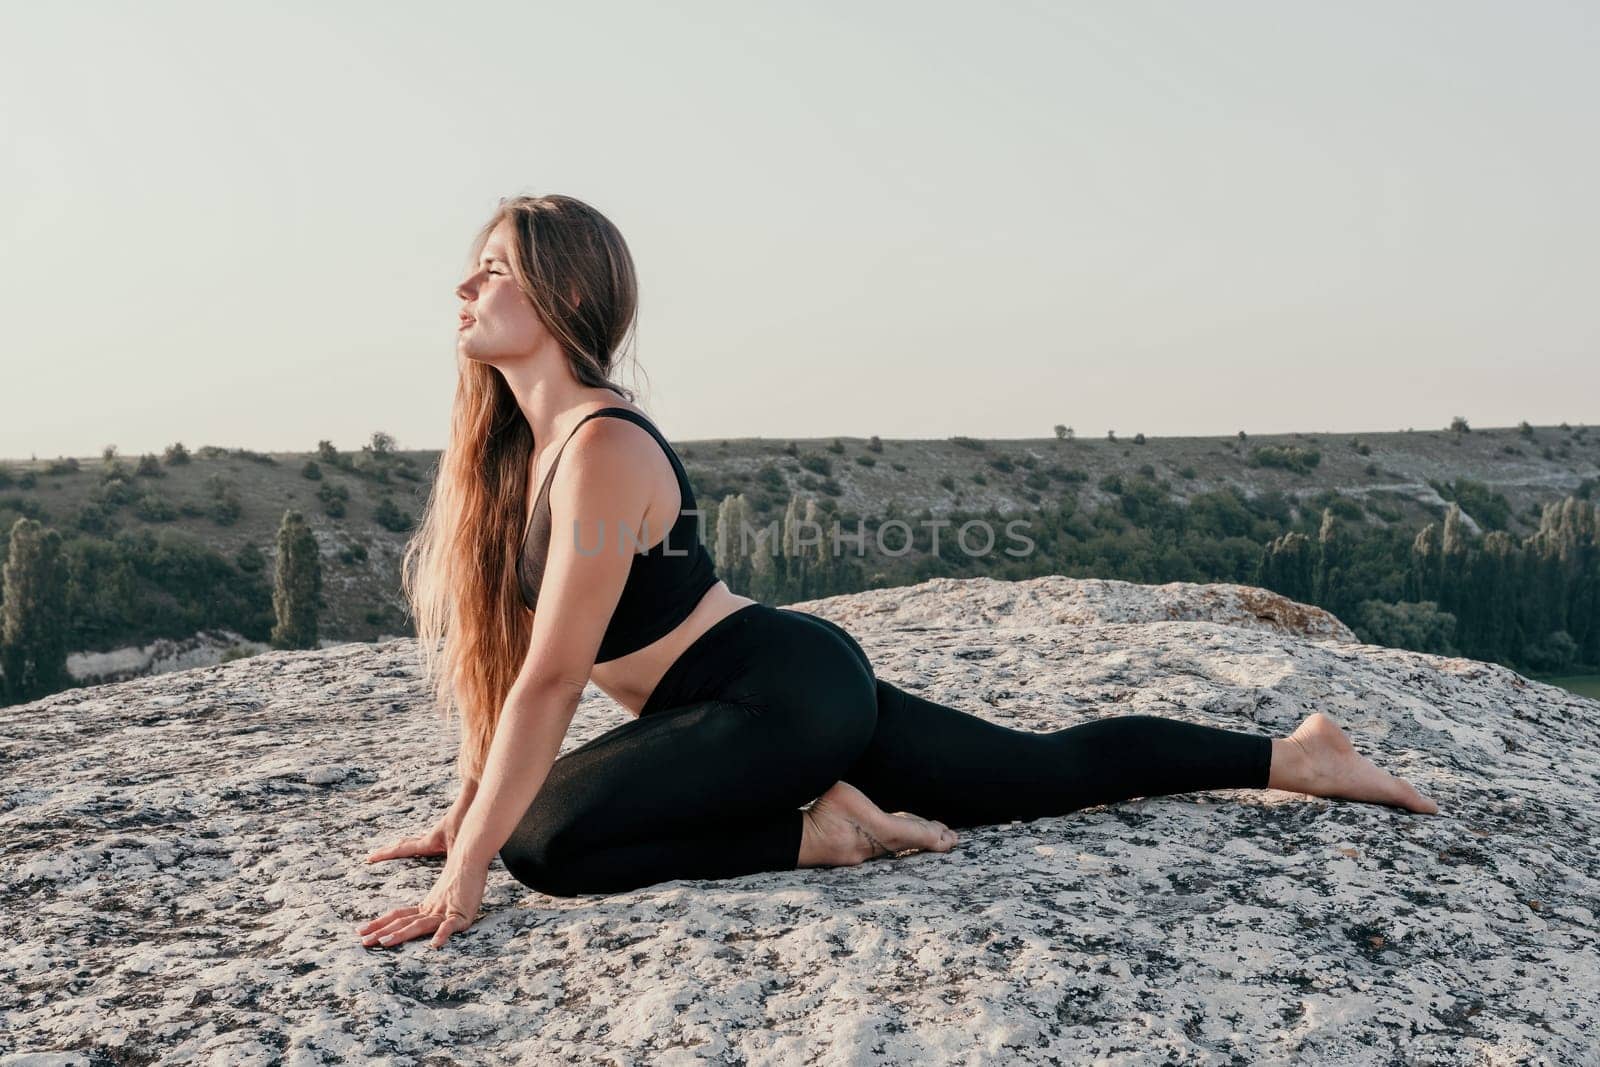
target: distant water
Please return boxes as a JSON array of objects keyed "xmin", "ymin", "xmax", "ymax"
[{"xmin": 1532, "ymin": 673, "xmax": 1600, "ymax": 701}]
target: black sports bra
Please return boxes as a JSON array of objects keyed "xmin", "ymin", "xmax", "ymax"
[{"xmin": 515, "ymin": 407, "xmax": 719, "ymax": 663}]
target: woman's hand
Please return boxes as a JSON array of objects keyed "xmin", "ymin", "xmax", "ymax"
[
  {"xmin": 357, "ymin": 852, "xmax": 490, "ymax": 950},
  {"xmin": 364, "ymin": 813, "xmax": 454, "ymax": 863}
]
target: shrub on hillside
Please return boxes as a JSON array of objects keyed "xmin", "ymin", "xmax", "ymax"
[{"xmin": 1248, "ymin": 445, "xmax": 1321, "ymax": 474}]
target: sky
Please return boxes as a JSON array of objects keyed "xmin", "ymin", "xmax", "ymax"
[{"xmin": 2, "ymin": 0, "xmax": 1596, "ymax": 460}]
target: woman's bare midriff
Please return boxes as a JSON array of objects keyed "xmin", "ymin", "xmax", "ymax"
[{"xmin": 588, "ymin": 581, "xmax": 757, "ymax": 717}]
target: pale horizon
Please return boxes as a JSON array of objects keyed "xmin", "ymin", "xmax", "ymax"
[{"xmin": 3, "ymin": 1, "xmax": 1596, "ymax": 460}]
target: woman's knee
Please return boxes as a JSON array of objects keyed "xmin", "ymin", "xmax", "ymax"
[{"xmin": 496, "ymin": 803, "xmax": 588, "ymax": 897}]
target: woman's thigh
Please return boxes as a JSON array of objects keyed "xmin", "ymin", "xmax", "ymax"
[{"xmin": 499, "ymin": 607, "xmax": 880, "ymax": 884}]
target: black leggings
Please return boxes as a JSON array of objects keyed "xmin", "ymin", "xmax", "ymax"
[{"xmin": 498, "ymin": 603, "xmax": 1273, "ymax": 897}]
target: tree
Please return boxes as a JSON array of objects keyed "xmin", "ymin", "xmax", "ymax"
[
  {"xmin": 1256, "ymin": 530, "xmax": 1315, "ymax": 604},
  {"xmin": 271, "ymin": 510, "xmax": 322, "ymax": 649},
  {"xmin": 1313, "ymin": 508, "xmax": 1349, "ymax": 615},
  {"xmin": 0, "ymin": 518, "xmax": 71, "ymax": 703},
  {"xmin": 713, "ymin": 492, "xmax": 755, "ymax": 595},
  {"xmin": 1407, "ymin": 522, "xmax": 1441, "ymax": 603}
]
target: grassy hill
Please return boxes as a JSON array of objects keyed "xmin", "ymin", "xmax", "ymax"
[{"xmin": 2, "ymin": 421, "xmax": 1596, "ymax": 650}]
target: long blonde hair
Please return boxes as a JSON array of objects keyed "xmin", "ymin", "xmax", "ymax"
[{"xmin": 401, "ymin": 194, "xmax": 648, "ymax": 785}]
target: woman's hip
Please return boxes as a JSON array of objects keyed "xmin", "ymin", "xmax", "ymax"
[{"xmin": 640, "ymin": 604, "xmax": 876, "ymax": 724}]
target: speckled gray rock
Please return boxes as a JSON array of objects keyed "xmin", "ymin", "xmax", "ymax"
[{"xmin": 2, "ymin": 576, "xmax": 1593, "ymax": 1065}]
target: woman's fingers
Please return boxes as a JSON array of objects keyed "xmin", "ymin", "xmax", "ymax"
[
  {"xmin": 367, "ymin": 912, "xmax": 451, "ymax": 948},
  {"xmin": 365, "ymin": 837, "xmax": 410, "ymax": 862},
  {"xmin": 357, "ymin": 908, "xmax": 475, "ymax": 949},
  {"xmin": 357, "ymin": 905, "xmax": 419, "ymax": 936},
  {"xmin": 431, "ymin": 912, "xmax": 472, "ymax": 950},
  {"xmin": 365, "ymin": 831, "xmax": 443, "ymax": 863}
]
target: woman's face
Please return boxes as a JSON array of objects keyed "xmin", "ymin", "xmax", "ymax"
[{"xmin": 454, "ymin": 218, "xmax": 550, "ymax": 365}]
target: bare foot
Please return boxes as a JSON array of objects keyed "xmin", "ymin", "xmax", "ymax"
[
  {"xmin": 799, "ymin": 781, "xmax": 959, "ymax": 868},
  {"xmin": 1270, "ymin": 712, "xmax": 1440, "ymax": 814}
]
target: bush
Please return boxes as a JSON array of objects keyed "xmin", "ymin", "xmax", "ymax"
[
  {"xmin": 950, "ymin": 436, "xmax": 986, "ymax": 451},
  {"xmin": 756, "ymin": 464, "xmax": 785, "ymax": 490},
  {"xmin": 1352, "ymin": 600, "xmax": 1457, "ymax": 656},
  {"xmin": 1133, "ymin": 432, "xmax": 1146, "ymax": 445},
  {"xmin": 987, "ymin": 455, "xmax": 1014, "ymax": 473},
  {"xmin": 826, "ymin": 438, "xmax": 845, "ymax": 454},
  {"xmin": 1045, "ymin": 464, "xmax": 1087, "ymax": 484},
  {"xmin": 1137, "ymin": 463, "xmax": 1155, "ymax": 478},
  {"xmin": 1098, "ymin": 473, "xmax": 1123, "ymax": 494},
  {"xmin": 1023, "ymin": 471, "xmax": 1049, "ymax": 490},
  {"xmin": 236, "ymin": 542, "xmax": 266, "ymax": 573},
  {"xmin": 1177, "ymin": 465, "xmax": 1196, "ymax": 479},
  {"xmin": 74, "ymin": 500, "xmax": 115, "ymax": 534},
  {"xmin": 890, "ymin": 462, "xmax": 906, "ymax": 472},
  {"xmin": 372, "ymin": 495, "xmax": 413, "ymax": 532},
  {"xmin": 1524, "ymin": 630, "xmax": 1578, "ymax": 674},
  {"xmin": 798, "ymin": 453, "xmax": 832, "ymax": 477},
  {"xmin": 867, "ymin": 435, "xmax": 883, "ymax": 453},
  {"xmin": 210, "ymin": 495, "xmax": 242, "ymax": 526},
  {"xmin": 854, "ymin": 454, "xmax": 876, "ymax": 467},
  {"xmin": 1517, "ymin": 421, "xmax": 1534, "ymax": 439},
  {"xmin": 45, "ymin": 458, "xmax": 80, "ymax": 476},
  {"xmin": 135, "ymin": 454, "xmax": 164, "ymax": 477},
  {"xmin": 1248, "ymin": 445, "xmax": 1321, "ymax": 474},
  {"xmin": 163, "ymin": 442, "xmax": 191, "ymax": 465},
  {"xmin": 134, "ymin": 492, "xmax": 177, "ymax": 522},
  {"xmin": 99, "ymin": 477, "xmax": 137, "ymax": 509},
  {"xmin": 302, "ymin": 460, "xmax": 323, "ymax": 480},
  {"xmin": 317, "ymin": 481, "xmax": 350, "ymax": 518},
  {"xmin": 938, "ymin": 474, "xmax": 956, "ymax": 491},
  {"xmin": 970, "ymin": 472, "xmax": 987, "ymax": 486},
  {"xmin": 1433, "ymin": 478, "xmax": 1513, "ymax": 531}
]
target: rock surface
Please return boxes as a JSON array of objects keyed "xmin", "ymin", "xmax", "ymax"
[{"xmin": 3, "ymin": 576, "xmax": 1594, "ymax": 1065}]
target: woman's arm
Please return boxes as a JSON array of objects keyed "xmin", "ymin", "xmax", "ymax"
[
  {"xmin": 451, "ymin": 417, "xmax": 656, "ymax": 867},
  {"xmin": 451, "ymin": 677, "xmax": 585, "ymax": 868}
]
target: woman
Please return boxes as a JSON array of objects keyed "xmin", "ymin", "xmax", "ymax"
[{"xmin": 357, "ymin": 194, "xmax": 1439, "ymax": 951}]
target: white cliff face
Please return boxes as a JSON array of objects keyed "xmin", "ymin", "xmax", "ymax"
[{"xmin": 3, "ymin": 576, "xmax": 1593, "ymax": 1064}]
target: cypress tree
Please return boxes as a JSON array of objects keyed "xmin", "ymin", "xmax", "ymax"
[
  {"xmin": 1313, "ymin": 508, "xmax": 1349, "ymax": 616},
  {"xmin": 1257, "ymin": 530, "xmax": 1315, "ymax": 604},
  {"xmin": 270, "ymin": 510, "xmax": 321, "ymax": 649},
  {"xmin": 713, "ymin": 493, "xmax": 755, "ymax": 596},
  {"xmin": 0, "ymin": 518, "xmax": 71, "ymax": 703},
  {"xmin": 1408, "ymin": 523, "xmax": 1441, "ymax": 604}
]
